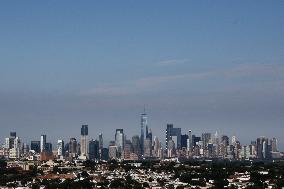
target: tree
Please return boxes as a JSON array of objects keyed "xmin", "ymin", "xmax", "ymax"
[{"xmin": 109, "ymin": 179, "xmax": 125, "ymax": 188}]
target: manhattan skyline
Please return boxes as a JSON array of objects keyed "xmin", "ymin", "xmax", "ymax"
[{"xmin": 0, "ymin": 1, "xmax": 284, "ymax": 149}]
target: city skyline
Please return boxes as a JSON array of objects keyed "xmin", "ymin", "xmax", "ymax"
[
  {"xmin": 0, "ymin": 1, "xmax": 284, "ymax": 150},
  {"xmin": 1, "ymin": 119, "xmax": 281, "ymax": 161},
  {"xmin": 1, "ymin": 108, "xmax": 283, "ymax": 151}
]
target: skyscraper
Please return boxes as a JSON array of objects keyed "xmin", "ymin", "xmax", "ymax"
[
  {"xmin": 271, "ymin": 138, "xmax": 278, "ymax": 152},
  {"xmin": 115, "ymin": 129, "xmax": 124, "ymax": 158},
  {"xmin": 31, "ymin": 141, "xmax": 40, "ymax": 153},
  {"xmin": 181, "ymin": 134, "xmax": 188, "ymax": 149},
  {"xmin": 220, "ymin": 135, "xmax": 229, "ymax": 158},
  {"xmin": 99, "ymin": 133, "xmax": 103, "ymax": 160},
  {"xmin": 256, "ymin": 137, "xmax": 270, "ymax": 159},
  {"xmin": 45, "ymin": 143, "xmax": 52, "ymax": 153},
  {"xmin": 13, "ymin": 137, "xmax": 21, "ymax": 159},
  {"xmin": 140, "ymin": 108, "xmax": 147, "ymax": 156},
  {"xmin": 147, "ymin": 128, "xmax": 153, "ymax": 148},
  {"xmin": 40, "ymin": 135, "xmax": 46, "ymax": 152},
  {"xmin": 202, "ymin": 133, "xmax": 212, "ymax": 157},
  {"xmin": 167, "ymin": 140, "xmax": 176, "ymax": 158},
  {"xmin": 99, "ymin": 133, "xmax": 103, "ymax": 150},
  {"xmin": 153, "ymin": 136, "xmax": 162, "ymax": 159},
  {"xmin": 80, "ymin": 125, "xmax": 89, "ymax": 158},
  {"xmin": 132, "ymin": 135, "xmax": 141, "ymax": 157},
  {"xmin": 89, "ymin": 139, "xmax": 99, "ymax": 160},
  {"xmin": 57, "ymin": 140, "xmax": 64, "ymax": 157},
  {"xmin": 166, "ymin": 124, "xmax": 181, "ymax": 150},
  {"xmin": 5, "ymin": 132, "xmax": 17, "ymax": 150},
  {"xmin": 69, "ymin": 138, "xmax": 77, "ymax": 157},
  {"xmin": 123, "ymin": 139, "xmax": 133, "ymax": 160},
  {"xmin": 144, "ymin": 138, "xmax": 152, "ymax": 158},
  {"xmin": 10, "ymin": 132, "xmax": 16, "ymax": 138},
  {"xmin": 187, "ymin": 130, "xmax": 192, "ymax": 151}
]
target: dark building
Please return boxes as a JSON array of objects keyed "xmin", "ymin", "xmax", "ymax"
[
  {"xmin": 45, "ymin": 143, "xmax": 52, "ymax": 153},
  {"xmin": 192, "ymin": 135, "xmax": 201, "ymax": 147},
  {"xmin": 31, "ymin": 141, "xmax": 40, "ymax": 153},
  {"xmin": 181, "ymin": 134, "xmax": 188, "ymax": 148},
  {"xmin": 89, "ymin": 139, "xmax": 99, "ymax": 160},
  {"xmin": 166, "ymin": 124, "xmax": 181, "ymax": 150},
  {"xmin": 81, "ymin": 125, "xmax": 88, "ymax": 135},
  {"xmin": 64, "ymin": 143, "xmax": 69, "ymax": 154},
  {"xmin": 10, "ymin": 132, "xmax": 16, "ymax": 138},
  {"xmin": 101, "ymin": 148, "xmax": 109, "ymax": 161}
]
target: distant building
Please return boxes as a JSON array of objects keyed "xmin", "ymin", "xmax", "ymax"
[
  {"xmin": 220, "ymin": 135, "xmax": 229, "ymax": 158},
  {"xmin": 40, "ymin": 135, "xmax": 46, "ymax": 152},
  {"xmin": 80, "ymin": 125, "xmax": 89, "ymax": 158},
  {"xmin": 5, "ymin": 132, "xmax": 17, "ymax": 150},
  {"xmin": 181, "ymin": 134, "xmax": 188, "ymax": 149},
  {"xmin": 69, "ymin": 138, "xmax": 77, "ymax": 157},
  {"xmin": 10, "ymin": 132, "xmax": 16, "ymax": 138},
  {"xmin": 140, "ymin": 109, "xmax": 147, "ymax": 156},
  {"xmin": 31, "ymin": 141, "xmax": 40, "ymax": 153},
  {"xmin": 167, "ymin": 140, "xmax": 176, "ymax": 158},
  {"xmin": 89, "ymin": 139, "xmax": 99, "ymax": 160},
  {"xmin": 166, "ymin": 124, "xmax": 181, "ymax": 150},
  {"xmin": 256, "ymin": 137, "xmax": 269, "ymax": 159},
  {"xmin": 153, "ymin": 136, "xmax": 162, "ymax": 158},
  {"xmin": 115, "ymin": 129, "xmax": 124, "ymax": 158},
  {"xmin": 132, "ymin": 135, "xmax": 141, "ymax": 157},
  {"xmin": 146, "ymin": 126, "xmax": 152, "ymax": 148},
  {"xmin": 144, "ymin": 138, "xmax": 152, "ymax": 158},
  {"xmin": 109, "ymin": 145, "xmax": 117, "ymax": 160},
  {"xmin": 187, "ymin": 130, "xmax": 192, "ymax": 151},
  {"xmin": 271, "ymin": 138, "xmax": 278, "ymax": 152},
  {"xmin": 101, "ymin": 148, "xmax": 109, "ymax": 161},
  {"xmin": 57, "ymin": 140, "xmax": 64, "ymax": 157},
  {"xmin": 123, "ymin": 140, "xmax": 133, "ymax": 160},
  {"xmin": 99, "ymin": 133, "xmax": 103, "ymax": 159},
  {"xmin": 202, "ymin": 133, "xmax": 211, "ymax": 157},
  {"xmin": 22, "ymin": 143, "xmax": 29, "ymax": 155},
  {"xmin": 9, "ymin": 136, "xmax": 21, "ymax": 159},
  {"xmin": 45, "ymin": 143, "xmax": 52, "ymax": 153}
]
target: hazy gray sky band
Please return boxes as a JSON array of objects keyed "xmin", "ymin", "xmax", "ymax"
[{"xmin": 0, "ymin": 1, "xmax": 283, "ymax": 148}]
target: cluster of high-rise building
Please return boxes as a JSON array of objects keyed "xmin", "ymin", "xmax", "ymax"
[
  {"xmin": 0, "ymin": 110, "xmax": 282, "ymax": 161},
  {"xmin": 165, "ymin": 126, "xmax": 281, "ymax": 160}
]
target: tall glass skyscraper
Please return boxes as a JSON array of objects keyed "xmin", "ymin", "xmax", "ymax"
[
  {"xmin": 99, "ymin": 133, "xmax": 103, "ymax": 150},
  {"xmin": 99, "ymin": 133, "xmax": 103, "ymax": 160},
  {"xmin": 40, "ymin": 135, "xmax": 46, "ymax": 152},
  {"xmin": 115, "ymin": 129, "xmax": 124, "ymax": 157},
  {"xmin": 140, "ymin": 108, "xmax": 147, "ymax": 156},
  {"xmin": 80, "ymin": 125, "xmax": 89, "ymax": 158}
]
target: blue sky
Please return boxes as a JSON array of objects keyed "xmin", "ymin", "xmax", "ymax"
[{"xmin": 0, "ymin": 1, "xmax": 284, "ymax": 149}]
